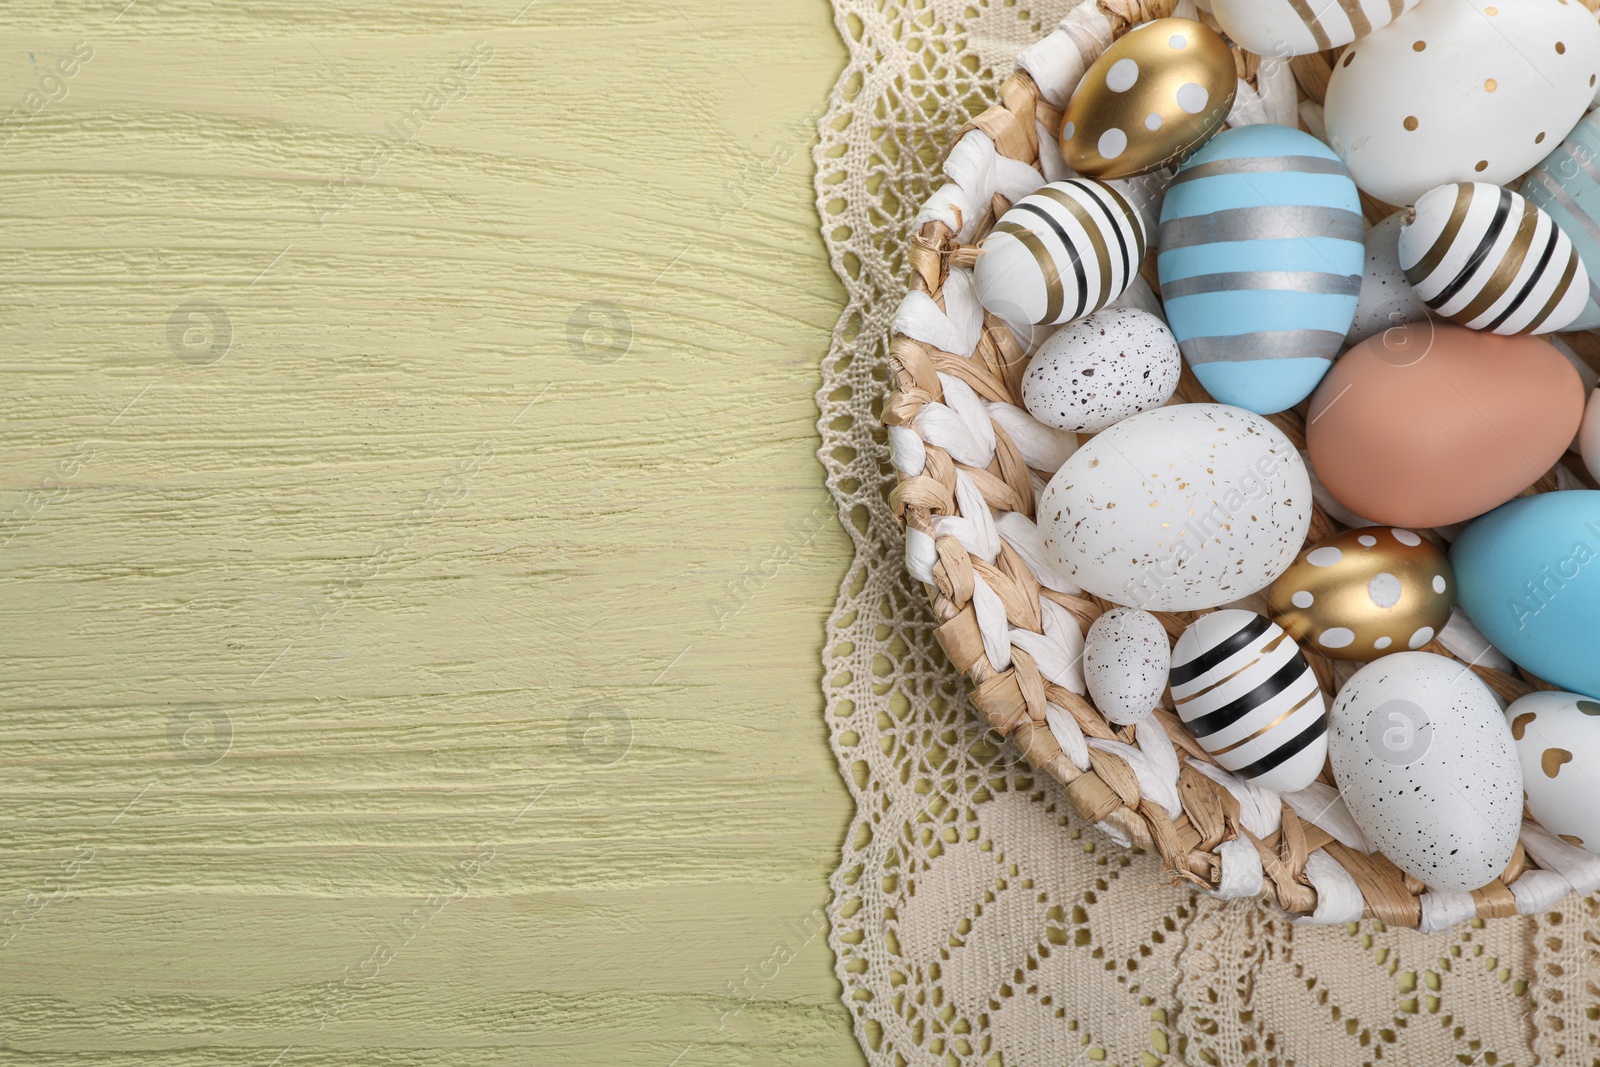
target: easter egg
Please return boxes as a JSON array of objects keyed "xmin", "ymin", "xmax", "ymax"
[
  {"xmin": 1209, "ymin": 0, "xmax": 1420, "ymax": 57},
  {"xmin": 1060, "ymin": 18, "xmax": 1236, "ymax": 180},
  {"xmin": 1451, "ymin": 490, "xmax": 1600, "ymax": 699},
  {"xmin": 1158, "ymin": 124, "xmax": 1363, "ymax": 415},
  {"xmin": 1399, "ymin": 182, "xmax": 1588, "ymax": 335},
  {"xmin": 974, "ymin": 179, "xmax": 1148, "ymax": 327},
  {"xmin": 1171, "ymin": 610, "xmax": 1328, "ymax": 792},
  {"xmin": 1327, "ymin": 651, "xmax": 1523, "ymax": 891},
  {"xmin": 1306, "ymin": 323, "xmax": 1584, "ymax": 528},
  {"xmin": 1084, "ymin": 608, "xmax": 1171, "ymax": 726},
  {"xmin": 1521, "ymin": 106, "xmax": 1600, "ymax": 331},
  {"xmin": 1506, "ymin": 690, "xmax": 1600, "ymax": 852},
  {"xmin": 1324, "ymin": 0, "xmax": 1600, "ymax": 206},
  {"xmin": 1021, "ymin": 307, "xmax": 1180, "ymax": 433},
  {"xmin": 1348, "ymin": 211, "xmax": 1431, "ymax": 345},
  {"xmin": 1581, "ymin": 389, "xmax": 1600, "ymax": 483},
  {"xmin": 1039, "ymin": 403, "xmax": 1312, "ymax": 611},
  {"xmin": 1267, "ymin": 526, "xmax": 1454, "ymax": 661}
]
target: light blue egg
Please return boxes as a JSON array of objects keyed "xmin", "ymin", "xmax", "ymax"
[
  {"xmin": 1158, "ymin": 123, "xmax": 1364, "ymax": 415},
  {"xmin": 1522, "ymin": 109, "xmax": 1600, "ymax": 332},
  {"xmin": 1451, "ymin": 490, "xmax": 1600, "ymax": 700}
]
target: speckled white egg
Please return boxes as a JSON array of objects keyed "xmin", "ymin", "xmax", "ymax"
[
  {"xmin": 1039, "ymin": 403, "xmax": 1313, "ymax": 611},
  {"xmin": 1084, "ymin": 607, "xmax": 1171, "ymax": 725},
  {"xmin": 1325, "ymin": 0, "xmax": 1600, "ymax": 205},
  {"xmin": 1507, "ymin": 690, "xmax": 1600, "ymax": 854},
  {"xmin": 1021, "ymin": 308, "xmax": 1180, "ymax": 434},
  {"xmin": 1327, "ymin": 651, "xmax": 1523, "ymax": 891},
  {"xmin": 1347, "ymin": 211, "xmax": 1430, "ymax": 345}
]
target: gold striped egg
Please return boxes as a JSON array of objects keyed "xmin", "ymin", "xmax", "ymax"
[
  {"xmin": 1060, "ymin": 18, "xmax": 1237, "ymax": 180},
  {"xmin": 1266, "ymin": 526, "xmax": 1454, "ymax": 661}
]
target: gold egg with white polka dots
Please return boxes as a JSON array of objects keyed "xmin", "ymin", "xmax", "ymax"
[
  {"xmin": 1266, "ymin": 526, "xmax": 1455, "ymax": 662},
  {"xmin": 1059, "ymin": 17, "xmax": 1237, "ymax": 180}
]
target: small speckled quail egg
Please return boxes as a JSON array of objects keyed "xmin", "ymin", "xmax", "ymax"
[
  {"xmin": 1083, "ymin": 607, "xmax": 1170, "ymax": 725},
  {"xmin": 1022, "ymin": 307, "xmax": 1181, "ymax": 434}
]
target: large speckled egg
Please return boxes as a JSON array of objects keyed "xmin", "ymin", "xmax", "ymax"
[
  {"xmin": 1210, "ymin": 0, "xmax": 1419, "ymax": 57},
  {"xmin": 1306, "ymin": 323, "xmax": 1584, "ymax": 528},
  {"xmin": 1158, "ymin": 124, "xmax": 1363, "ymax": 415},
  {"xmin": 1039, "ymin": 403, "xmax": 1312, "ymax": 611},
  {"xmin": 1021, "ymin": 307, "xmax": 1180, "ymax": 433},
  {"xmin": 1325, "ymin": 0, "xmax": 1600, "ymax": 205},
  {"xmin": 973, "ymin": 179, "xmax": 1148, "ymax": 327},
  {"xmin": 1400, "ymin": 182, "xmax": 1588, "ymax": 335},
  {"xmin": 1348, "ymin": 211, "xmax": 1431, "ymax": 345},
  {"xmin": 1267, "ymin": 526, "xmax": 1454, "ymax": 661},
  {"xmin": 1522, "ymin": 106, "xmax": 1600, "ymax": 331},
  {"xmin": 1327, "ymin": 651, "xmax": 1523, "ymax": 891},
  {"xmin": 1060, "ymin": 18, "xmax": 1236, "ymax": 179},
  {"xmin": 1171, "ymin": 610, "xmax": 1328, "ymax": 792},
  {"xmin": 1451, "ymin": 490, "xmax": 1600, "ymax": 700},
  {"xmin": 1084, "ymin": 607, "xmax": 1170, "ymax": 726},
  {"xmin": 1507, "ymin": 690, "xmax": 1600, "ymax": 853}
]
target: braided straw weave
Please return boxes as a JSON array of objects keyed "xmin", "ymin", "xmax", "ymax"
[{"xmin": 884, "ymin": 0, "xmax": 1600, "ymax": 929}]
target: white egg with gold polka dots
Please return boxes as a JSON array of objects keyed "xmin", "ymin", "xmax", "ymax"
[
  {"xmin": 1060, "ymin": 17, "xmax": 1237, "ymax": 179},
  {"xmin": 1265, "ymin": 526, "xmax": 1454, "ymax": 661},
  {"xmin": 1324, "ymin": 0, "xmax": 1600, "ymax": 206}
]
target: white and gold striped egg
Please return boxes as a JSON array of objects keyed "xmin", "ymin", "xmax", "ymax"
[
  {"xmin": 1211, "ymin": 0, "xmax": 1419, "ymax": 58},
  {"xmin": 1170, "ymin": 609, "xmax": 1328, "ymax": 793},
  {"xmin": 973, "ymin": 179, "xmax": 1148, "ymax": 327},
  {"xmin": 1400, "ymin": 182, "xmax": 1589, "ymax": 335}
]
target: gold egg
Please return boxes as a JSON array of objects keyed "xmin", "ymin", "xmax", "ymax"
[
  {"xmin": 1266, "ymin": 527, "xmax": 1455, "ymax": 662},
  {"xmin": 1059, "ymin": 18, "xmax": 1237, "ymax": 179}
]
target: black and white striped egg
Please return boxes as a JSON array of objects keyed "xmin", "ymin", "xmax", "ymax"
[
  {"xmin": 1170, "ymin": 609, "xmax": 1328, "ymax": 793},
  {"xmin": 973, "ymin": 179, "xmax": 1148, "ymax": 327},
  {"xmin": 1399, "ymin": 182, "xmax": 1589, "ymax": 335}
]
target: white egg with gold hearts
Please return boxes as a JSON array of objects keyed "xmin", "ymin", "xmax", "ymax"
[{"xmin": 1507, "ymin": 690, "xmax": 1600, "ymax": 855}]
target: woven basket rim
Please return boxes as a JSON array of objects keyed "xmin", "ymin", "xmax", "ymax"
[{"xmin": 883, "ymin": 0, "xmax": 1600, "ymax": 929}]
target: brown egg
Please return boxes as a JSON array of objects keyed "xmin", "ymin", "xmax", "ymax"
[
  {"xmin": 1060, "ymin": 18, "xmax": 1236, "ymax": 179},
  {"xmin": 1267, "ymin": 526, "xmax": 1455, "ymax": 661},
  {"xmin": 1305, "ymin": 323, "xmax": 1583, "ymax": 528}
]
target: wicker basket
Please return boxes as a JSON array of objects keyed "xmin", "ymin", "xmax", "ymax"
[{"xmin": 884, "ymin": 0, "xmax": 1600, "ymax": 929}]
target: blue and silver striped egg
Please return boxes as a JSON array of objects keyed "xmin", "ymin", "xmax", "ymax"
[
  {"xmin": 1170, "ymin": 609, "xmax": 1328, "ymax": 793},
  {"xmin": 1158, "ymin": 124, "xmax": 1364, "ymax": 415},
  {"xmin": 974, "ymin": 179, "xmax": 1148, "ymax": 327},
  {"xmin": 1521, "ymin": 107, "xmax": 1600, "ymax": 331}
]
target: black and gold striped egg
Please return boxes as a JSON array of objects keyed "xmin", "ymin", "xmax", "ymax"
[
  {"xmin": 1170, "ymin": 609, "xmax": 1328, "ymax": 793},
  {"xmin": 1399, "ymin": 182, "xmax": 1590, "ymax": 335},
  {"xmin": 973, "ymin": 179, "xmax": 1147, "ymax": 327}
]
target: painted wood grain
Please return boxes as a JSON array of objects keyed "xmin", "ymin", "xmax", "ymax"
[{"xmin": 0, "ymin": 2, "xmax": 857, "ymax": 1063}]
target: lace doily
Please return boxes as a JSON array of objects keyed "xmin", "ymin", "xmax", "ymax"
[{"xmin": 812, "ymin": 1, "xmax": 1600, "ymax": 1062}]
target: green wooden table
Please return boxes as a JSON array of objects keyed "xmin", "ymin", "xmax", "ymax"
[{"xmin": 0, "ymin": 2, "xmax": 859, "ymax": 1062}]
